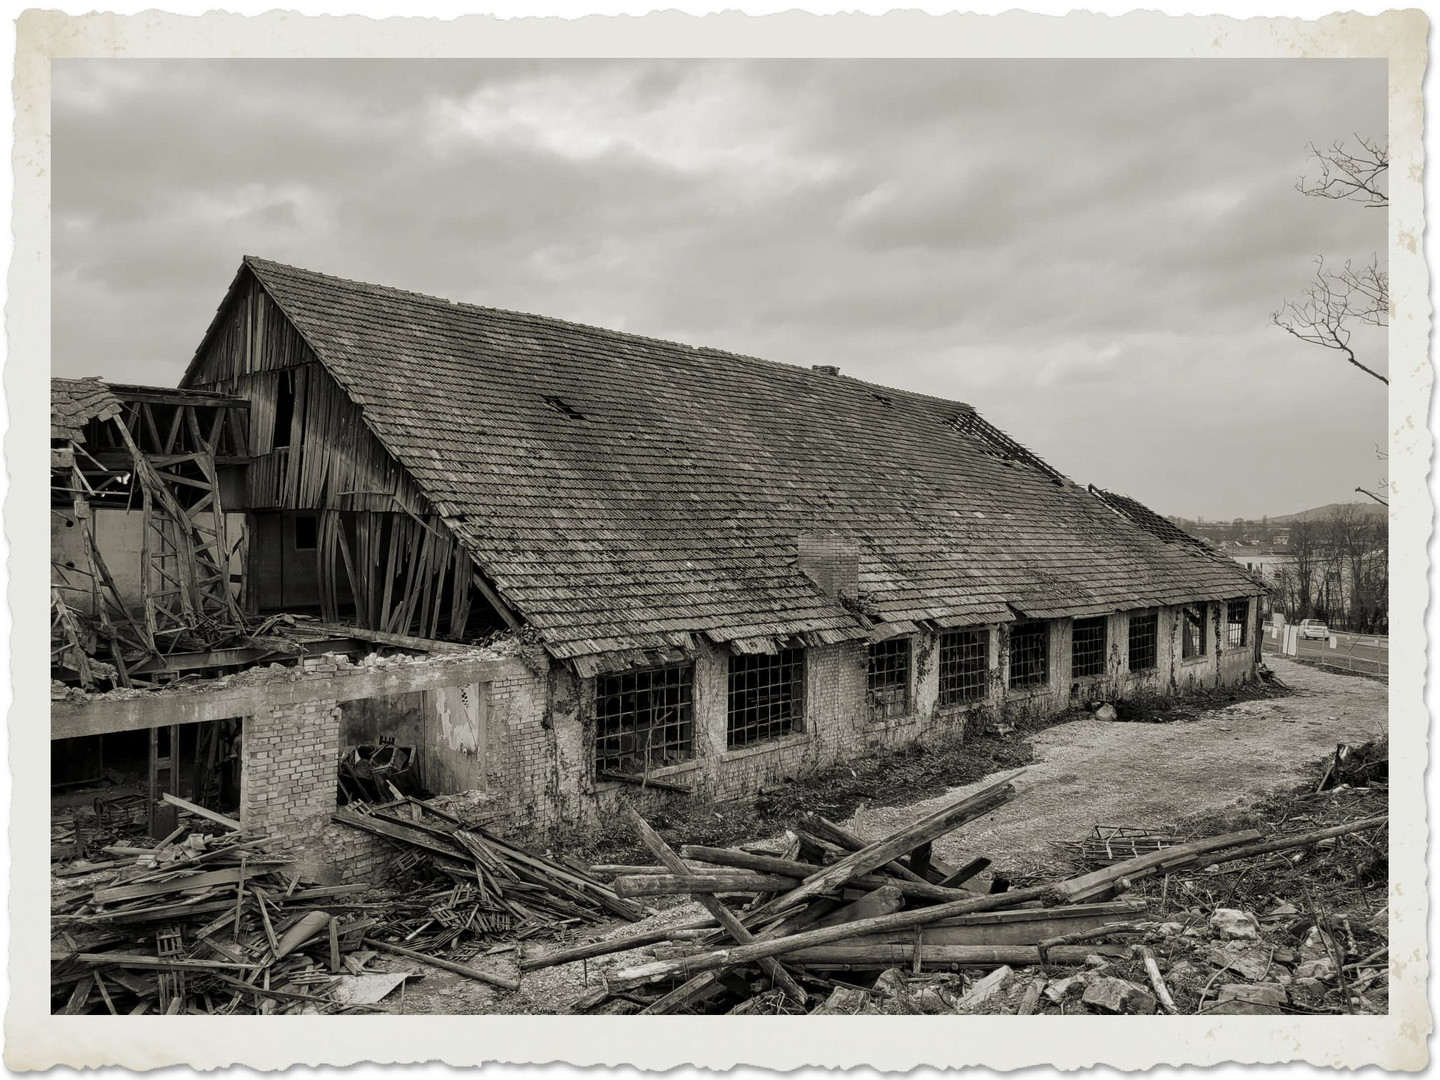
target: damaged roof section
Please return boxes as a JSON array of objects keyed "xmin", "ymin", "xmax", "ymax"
[{"xmin": 185, "ymin": 257, "xmax": 1264, "ymax": 669}]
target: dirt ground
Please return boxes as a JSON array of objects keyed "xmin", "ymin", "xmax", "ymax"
[
  {"xmin": 851, "ymin": 657, "xmax": 1387, "ymax": 883},
  {"xmin": 382, "ymin": 656, "xmax": 1388, "ymax": 1014}
]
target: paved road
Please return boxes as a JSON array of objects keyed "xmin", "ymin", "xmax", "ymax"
[{"xmin": 1262, "ymin": 628, "xmax": 1388, "ymax": 672}]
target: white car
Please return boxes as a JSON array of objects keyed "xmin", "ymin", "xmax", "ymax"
[{"xmin": 1298, "ymin": 619, "xmax": 1329, "ymax": 640}]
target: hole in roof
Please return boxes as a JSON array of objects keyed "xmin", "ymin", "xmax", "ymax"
[
  {"xmin": 871, "ymin": 393, "xmax": 894, "ymax": 407},
  {"xmin": 543, "ymin": 395, "xmax": 587, "ymax": 421}
]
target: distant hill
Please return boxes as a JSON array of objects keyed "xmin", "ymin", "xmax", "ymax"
[{"xmin": 1267, "ymin": 502, "xmax": 1386, "ymax": 524}]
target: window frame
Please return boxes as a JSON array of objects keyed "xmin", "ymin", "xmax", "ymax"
[
  {"xmin": 937, "ymin": 628, "xmax": 989, "ymax": 707},
  {"xmin": 1070, "ymin": 616, "xmax": 1108, "ymax": 679},
  {"xmin": 593, "ymin": 663, "xmax": 696, "ymax": 777},
  {"xmin": 1127, "ymin": 609, "xmax": 1159, "ymax": 672},
  {"xmin": 1226, "ymin": 598, "xmax": 1250, "ymax": 647},
  {"xmin": 1008, "ymin": 621, "xmax": 1050, "ymax": 690},
  {"xmin": 1181, "ymin": 604, "xmax": 1209, "ymax": 660},
  {"xmin": 866, "ymin": 638, "xmax": 912, "ymax": 722},
  {"xmin": 726, "ymin": 649, "xmax": 806, "ymax": 749}
]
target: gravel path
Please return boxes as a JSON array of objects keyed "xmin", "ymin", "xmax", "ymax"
[{"xmin": 846, "ymin": 657, "xmax": 1388, "ymax": 878}]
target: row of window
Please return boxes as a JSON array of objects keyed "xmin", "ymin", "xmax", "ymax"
[{"xmin": 594, "ymin": 600, "xmax": 1252, "ymax": 774}]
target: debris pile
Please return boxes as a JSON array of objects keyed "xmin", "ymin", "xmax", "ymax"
[
  {"xmin": 52, "ymin": 821, "xmax": 381, "ymax": 1014},
  {"xmin": 52, "ymin": 794, "xmax": 648, "ymax": 1014},
  {"xmin": 516, "ymin": 768, "xmax": 1386, "ymax": 1016},
  {"xmin": 331, "ymin": 798, "xmax": 647, "ymax": 931}
]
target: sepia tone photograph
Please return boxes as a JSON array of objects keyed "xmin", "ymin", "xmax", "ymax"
[{"xmin": 24, "ymin": 17, "xmax": 1421, "ymax": 1065}]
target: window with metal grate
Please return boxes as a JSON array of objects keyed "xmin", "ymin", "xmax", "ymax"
[
  {"xmin": 938, "ymin": 628, "xmax": 988, "ymax": 706},
  {"xmin": 594, "ymin": 664, "xmax": 694, "ymax": 775},
  {"xmin": 727, "ymin": 650, "xmax": 805, "ymax": 749},
  {"xmin": 1071, "ymin": 616, "xmax": 1107, "ymax": 678},
  {"xmin": 1128, "ymin": 610, "xmax": 1159, "ymax": 670},
  {"xmin": 1226, "ymin": 598, "xmax": 1249, "ymax": 646},
  {"xmin": 866, "ymin": 638, "xmax": 911, "ymax": 721},
  {"xmin": 1008, "ymin": 622, "xmax": 1049, "ymax": 689}
]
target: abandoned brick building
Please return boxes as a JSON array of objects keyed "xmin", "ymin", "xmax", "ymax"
[{"xmin": 52, "ymin": 256, "xmax": 1266, "ymax": 877}]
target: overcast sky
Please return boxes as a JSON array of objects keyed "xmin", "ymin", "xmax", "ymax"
[{"xmin": 52, "ymin": 59, "xmax": 1387, "ymax": 520}]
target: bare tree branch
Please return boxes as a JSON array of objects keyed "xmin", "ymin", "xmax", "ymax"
[
  {"xmin": 1354, "ymin": 485, "xmax": 1389, "ymax": 507},
  {"xmin": 1297, "ymin": 136, "xmax": 1389, "ymax": 208},
  {"xmin": 1273, "ymin": 257, "xmax": 1389, "ymax": 384}
]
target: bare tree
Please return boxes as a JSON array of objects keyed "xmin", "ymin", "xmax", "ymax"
[{"xmin": 1273, "ymin": 138, "xmax": 1389, "ymax": 385}]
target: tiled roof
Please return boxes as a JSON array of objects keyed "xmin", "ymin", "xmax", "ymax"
[
  {"xmin": 52, "ymin": 377, "xmax": 123, "ymax": 442},
  {"xmin": 236, "ymin": 256, "xmax": 1264, "ymax": 665}
]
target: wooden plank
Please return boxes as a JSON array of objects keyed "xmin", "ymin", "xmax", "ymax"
[
  {"xmin": 93, "ymin": 865, "xmax": 264, "ymax": 905},
  {"xmin": 608, "ymin": 882, "xmax": 1055, "ymax": 991},
  {"xmin": 785, "ymin": 944, "xmax": 1125, "ymax": 968},
  {"xmin": 161, "ymin": 792, "xmax": 242, "ymax": 831},
  {"xmin": 1051, "ymin": 827, "xmax": 1265, "ymax": 903},
  {"xmin": 744, "ymin": 777, "xmax": 1018, "ymax": 923},
  {"xmin": 611, "ymin": 872, "xmax": 798, "ymax": 898},
  {"xmin": 362, "ymin": 937, "xmax": 520, "ymax": 991},
  {"xmin": 518, "ymin": 917, "xmax": 718, "ymax": 972},
  {"xmin": 625, "ymin": 807, "xmax": 806, "ymax": 1007},
  {"xmin": 677, "ymin": 846, "xmax": 976, "ymax": 903}
]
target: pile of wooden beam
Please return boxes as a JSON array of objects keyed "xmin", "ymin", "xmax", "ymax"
[
  {"xmin": 332, "ymin": 798, "xmax": 647, "ymax": 931},
  {"xmin": 52, "ymin": 819, "xmax": 384, "ymax": 1014},
  {"xmin": 518, "ymin": 772, "xmax": 1388, "ymax": 1015}
]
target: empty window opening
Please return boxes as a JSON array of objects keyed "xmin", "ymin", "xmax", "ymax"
[
  {"xmin": 543, "ymin": 395, "xmax": 587, "ymax": 421},
  {"xmin": 866, "ymin": 638, "xmax": 911, "ymax": 721},
  {"xmin": 1071, "ymin": 617, "xmax": 1108, "ymax": 678},
  {"xmin": 1008, "ymin": 622, "xmax": 1049, "ymax": 689},
  {"xmin": 273, "ymin": 372, "xmax": 295, "ymax": 449},
  {"xmin": 1226, "ymin": 598, "xmax": 1249, "ymax": 647},
  {"xmin": 938, "ymin": 628, "xmax": 988, "ymax": 706},
  {"xmin": 1182, "ymin": 604, "xmax": 1208, "ymax": 659},
  {"xmin": 1128, "ymin": 610, "xmax": 1159, "ymax": 671},
  {"xmin": 727, "ymin": 650, "xmax": 805, "ymax": 749},
  {"xmin": 595, "ymin": 664, "xmax": 694, "ymax": 776},
  {"xmin": 293, "ymin": 513, "xmax": 318, "ymax": 551}
]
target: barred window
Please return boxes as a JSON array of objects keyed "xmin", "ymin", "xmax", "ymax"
[
  {"xmin": 1226, "ymin": 598, "xmax": 1249, "ymax": 647},
  {"xmin": 728, "ymin": 650, "xmax": 804, "ymax": 748},
  {"xmin": 938, "ymin": 629, "xmax": 988, "ymax": 706},
  {"xmin": 1182, "ymin": 604, "xmax": 1208, "ymax": 659},
  {"xmin": 1128, "ymin": 610, "xmax": 1159, "ymax": 671},
  {"xmin": 595, "ymin": 664, "xmax": 694, "ymax": 775},
  {"xmin": 866, "ymin": 638, "xmax": 911, "ymax": 721},
  {"xmin": 1008, "ymin": 622, "xmax": 1049, "ymax": 689},
  {"xmin": 1071, "ymin": 617, "xmax": 1107, "ymax": 678}
]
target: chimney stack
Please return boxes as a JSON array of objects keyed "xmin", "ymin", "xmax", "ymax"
[{"xmin": 797, "ymin": 532, "xmax": 859, "ymax": 599}]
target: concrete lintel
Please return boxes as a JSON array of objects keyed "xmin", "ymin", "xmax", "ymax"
[{"xmin": 51, "ymin": 655, "xmax": 531, "ymax": 739}]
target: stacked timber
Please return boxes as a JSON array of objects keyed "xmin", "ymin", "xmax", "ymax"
[
  {"xmin": 517, "ymin": 772, "xmax": 1388, "ymax": 1015},
  {"xmin": 332, "ymin": 798, "xmax": 647, "ymax": 929}
]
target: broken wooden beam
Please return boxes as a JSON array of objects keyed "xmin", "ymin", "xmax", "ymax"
[
  {"xmin": 785, "ymin": 943, "xmax": 1127, "ymax": 968},
  {"xmin": 677, "ymin": 845, "xmax": 979, "ymax": 903},
  {"xmin": 519, "ymin": 917, "xmax": 718, "ymax": 971},
  {"xmin": 362, "ymin": 937, "xmax": 521, "ymax": 991},
  {"xmin": 624, "ymin": 807, "xmax": 807, "ymax": 1007},
  {"xmin": 611, "ymin": 871, "xmax": 812, "ymax": 898},
  {"xmin": 1052, "ymin": 827, "xmax": 1265, "ymax": 903},
  {"xmin": 744, "ymin": 777, "xmax": 1018, "ymax": 923},
  {"xmin": 609, "ymin": 881, "xmax": 1055, "ymax": 991}
]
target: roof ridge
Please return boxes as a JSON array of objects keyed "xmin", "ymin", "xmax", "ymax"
[{"xmin": 240, "ymin": 254, "xmax": 977, "ymax": 414}]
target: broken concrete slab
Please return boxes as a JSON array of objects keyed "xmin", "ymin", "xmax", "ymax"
[
  {"xmin": 1082, "ymin": 976, "xmax": 1156, "ymax": 1015},
  {"xmin": 1209, "ymin": 907, "xmax": 1260, "ymax": 940},
  {"xmin": 955, "ymin": 965, "xmax": 1015, "ymax": 1012},
  {"xmin": 1217, "ymin": 982, "xmax": 1288, "ymax": 1008}
]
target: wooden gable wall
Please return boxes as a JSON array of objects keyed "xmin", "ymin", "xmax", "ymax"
[{"xmin": 181, "ymin": 269, "xmax": 513, "ymax": 640}]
